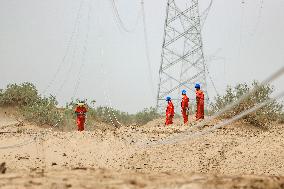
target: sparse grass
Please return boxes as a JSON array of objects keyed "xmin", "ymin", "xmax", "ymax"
[{"xmin": 210, "ymin": 81, "xmax": 283, "ymax": 127}]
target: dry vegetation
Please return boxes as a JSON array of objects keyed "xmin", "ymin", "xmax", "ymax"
[
  {"xmin": 0, "ymin": 83, "xmax": 61, "ymax": 126},
  {"xmin": 1, "ymin": 82, "xmax": 283, "ymax": 129},
  {"xmin": 210, "ymin": 81, "xmax": 283, "ymax": 127},
  {"xmin": 0, "ymin": 82, "xmax": 161, "ymax": 128}
]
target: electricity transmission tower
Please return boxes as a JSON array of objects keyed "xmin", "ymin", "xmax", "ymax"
[{"xmin": 156, "ymin": 0, "xmax": 208, "ymax": 113}]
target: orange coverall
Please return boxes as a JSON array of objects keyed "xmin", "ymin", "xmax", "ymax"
[
  {"xmin": 75, "ymin": 106, "xmax": 87, "ymax": 131},
  {"xmin": 181, "ymin": 94, "xmax": 189, "ymax": 124},
  {"xmin": 165, "ymin": 101, "xmax": 174, "ymax": 125},
  {"xmin": 196, "ymin": 90, "xmax": 204, "ymax": 120}
]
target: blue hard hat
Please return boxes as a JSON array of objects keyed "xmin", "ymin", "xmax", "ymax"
[
  {"xmin": 182, "ymin": 89, "xmax": 186, "ymax": 94},
  {"xmin": 195, "ymin": 83, "xmax": 201, "ymax": 89},
  {"xmin": 166, "ymin": 96, "xmax": 171, "ymax": 101}
]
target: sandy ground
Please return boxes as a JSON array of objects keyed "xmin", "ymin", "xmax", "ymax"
[{"xmin": 0, "ymin": 109, "xmax": 284, "ymax": 189}]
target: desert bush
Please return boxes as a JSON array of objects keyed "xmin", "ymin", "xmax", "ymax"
[
  {"xmin": 0, "ymin": 83, "xmax": 62, "ymax": 126},
  {"xmin": 88, "ymin": 106, "xmax": 133, "ymax": 127},
  {"xmin": 210, "ymin": 81, "xmax": 283, "ymax": 127},
  {"xmin": 0, "ymin": 82, "xmax": 39, "ymax": 107},
  {"xmin": 134, "ymin": 107, "xmax": 160, "ymax": 125},
  {"xmin": 89, "ymin": 106, "xmax": 160, "ymax": 126},
  {"xmin": 22, "ymin": 95, "xmax": 62, "ymax": 126}
]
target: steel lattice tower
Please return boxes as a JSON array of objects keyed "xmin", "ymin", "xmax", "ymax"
[{"xmin": 156, "ymin": 0, "xmax": 208, "ymax": 113}]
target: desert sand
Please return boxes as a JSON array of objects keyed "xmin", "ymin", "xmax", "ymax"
[{"xmin": 0, "ymin": 109, "xmax": 284, "ymax": 189}]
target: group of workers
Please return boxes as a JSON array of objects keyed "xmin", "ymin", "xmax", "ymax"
[
  {"xmin": 165, "ymin": 83, "xmax": 204, "ymax": 125},
  {"xmin": 74, "ymin": 83, "xmax": 204, "ymax": 131}
]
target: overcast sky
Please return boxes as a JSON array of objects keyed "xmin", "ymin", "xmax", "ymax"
[{"xmin": 0, "ymin": 0, "xmax": 284, "ymax": 113}]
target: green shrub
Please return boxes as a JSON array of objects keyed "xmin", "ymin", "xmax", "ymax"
[
  {"xmin": 88, "ymin": 106, "xmax": 133, "ymax": 127},
  {"xmin": 0, "ymin": 82, "xmax": 39, "ymax": 107},
  {"xmin": 134, "ymin": 107, "xmax": 160, "ymax": 125},
  {"xmin": 22, "ymin": 96, "xmax": 62, "ymax": 126},
  {"xmin": 210, "ymin": 81, "xmax": 283, "ymax": 127},
  {"xmin": 89, "ymin": 106, "xmax": 160, "ymax": 126},
  {"xmin": 0, "ymin": 83, "xmax": 62, "ymax": 126}
]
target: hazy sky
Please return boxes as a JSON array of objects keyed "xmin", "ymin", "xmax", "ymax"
[{"xmin": 0, "ymin": 0, "xmax": 284, "ymax": 113}]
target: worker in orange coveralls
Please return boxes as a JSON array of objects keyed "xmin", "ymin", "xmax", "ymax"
[
  {"xmin": 75, "ymin": 101, "xmax": 87, "ymax": 131},
  {"xmin": 181, "ymin": 89, "xmax": 189, "ymax": 124},
  {"xmin": 195, "ymin": 84, "xmax": 204, "ymax": 121},
  {"xmin": 165, "ymin": 96, "xmax": 175, "ymax": 125}
]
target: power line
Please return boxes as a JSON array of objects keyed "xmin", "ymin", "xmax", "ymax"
[
  {"xmin": 43, "ymin": 0, "xmax": 85, "ymax": 95},
  {"xmin": 56, "ymin": 5, "xmax": 85, "ymax": 97},
  {"xmin": 101, "ymin": 62, "xmax": 124, "ymax": 128},
  {"xmin": 200, "ymin": 0, "xmax": 213, "ymax": 29},
  {"xmin": 109, "ymin": 0, "xmax": 142, "ymax": 33},
  {"xmin": 97, "ymin": 61, "xmax": 123, "ymax": 128},
  {"xmin": 203, "ymin": 49, "xmax": 225, "ymax": 97},
  {"xmin": 96, "ymin": 5, "xmax": 123, "ymax": 128},
  {"xmin": 141, "ymin": 0, "xmax": 155, "ymax": 97},
  {"xmin": 37, "ymin": 0, "xmax": 91, "ymax": 128},
  {"xmin": 108, "ymin": 0, "xmax": 155, "ymax": 99},
  {"xmin": 205, "ymin": 64, "xmax": 219, "ymax": 97},
  {"xmin": 72, "ymin": 0, "xmax": 92, "ymax": 99},
  {"xmin": 237, "ymin": 0, "xmax": 245, "ymax": 67},
  {"xmin": 250, "ymin": 0, "xmax": 264, "ymax": 37}
]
